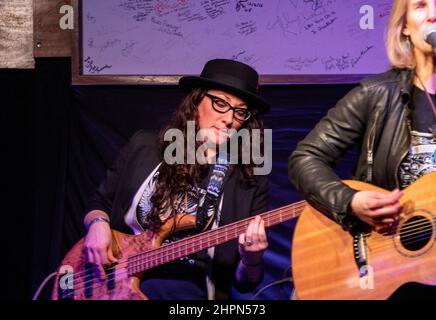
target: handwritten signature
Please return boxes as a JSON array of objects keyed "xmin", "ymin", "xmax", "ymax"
[
  {"xmin": 321, "ymin": 45, "xmax": 375, "ymax": 72},
  {"xmin": 304, "ymin": 0, "xmax": 323, "ymax": 11},
  {"xmin": 201, "ymin": 0, "xmax": 230, "ymax": 19},
  {"xmin": 86, "ymin": 12, "xmax": 96, "ymax": 24},
  {"xmin": 122, "ymin": 41, "xmax": 137, "ymax": 57},
  {"xmin": 285, "ymin": 57, "xmax": 319, "ymax": 70},
  {"xmin": 99, "ymin": 39, "xmax": 121, "ymax": 53},
  {"xmin": 84, "ymin": 57, "xmax": 112, "ymax": 74},
  {"xmin": 236, "ymin": 20, "xmax": 257, "ymax": 36},
  {"xmin": 232, "ymin": 50, "xmax": 246, "ymax": 60},
  {"xmin": 351, "ymin": 45, "xmax": 374, "ymax": 67},
  {"xmin": 155, "ymin": 0, "xmax": 189, "ymax": 16},
  {"xmin": 236, "ymin": 0, "xmax": 263, "ymax": 13}
]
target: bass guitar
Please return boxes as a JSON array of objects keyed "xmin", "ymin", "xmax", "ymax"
[{"xmin": 52, "ymin": 201, "xmax": 305, "ymax": 300}]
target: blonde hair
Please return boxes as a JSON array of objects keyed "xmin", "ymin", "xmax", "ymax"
[{"xmin": 386, "ymin": 0, "xmax": 415, "ymax": 68}]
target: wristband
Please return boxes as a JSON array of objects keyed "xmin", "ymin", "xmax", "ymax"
[{"xmin": 86, "ymin": 216, "xmax": 110, "ymax": 230}]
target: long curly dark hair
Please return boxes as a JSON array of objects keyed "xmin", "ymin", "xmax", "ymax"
[{"xmin": 148, "ymin": 88, "xmax": 266, "ymax": 231}]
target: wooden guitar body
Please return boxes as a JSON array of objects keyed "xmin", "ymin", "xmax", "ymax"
[
  {"xmin": 52, "ymin": 214, "xmax": 195, "ymax": 300},
  {"xmin": 52, "ymin": 201, "xmax": 305, "ymax": 300},
  {"xmin": 292, "ymin": 173, "xmax": 436, "ymax": 299}
]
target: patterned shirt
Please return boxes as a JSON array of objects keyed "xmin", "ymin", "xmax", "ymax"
[
  {"xmin": 399, "ymin": 130, "xmax": 436, "ymax": 189},
  {"xmin": 399, "ymin": 86, "xmax": 436, "ymax": 188}
]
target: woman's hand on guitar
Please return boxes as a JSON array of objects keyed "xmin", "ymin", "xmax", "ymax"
[
  {"xmin": 84, "ymin": 221, "xmax": 118, "ymax": 266},
  {"xmin": 238, "ymin": 215, "xmax": 268, "ymax": 265},
  {"xmin": 350, "ymin": 189, "xmax": 403, "ymax": 227}
]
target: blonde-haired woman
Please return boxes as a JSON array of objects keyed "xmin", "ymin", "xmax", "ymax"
[{"xmin": 289, "ymin": 0, "xmax": 436, "ymax": 299}]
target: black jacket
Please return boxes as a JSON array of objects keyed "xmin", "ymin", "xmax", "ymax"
[
  {"xmin": 288, "ymin": 68, "xmax": 414, "ymax": 228},
  {"xmin": 87, "ymin": 130, "xmax": 269, "ymax": 299}
]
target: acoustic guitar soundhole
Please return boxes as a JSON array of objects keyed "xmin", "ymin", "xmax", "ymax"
[{"xmin": 399, "ymin": 215, "xmax": 433, "ymax": 251}]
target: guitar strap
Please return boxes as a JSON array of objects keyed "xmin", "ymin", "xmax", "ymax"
[{"xmin": 196, "ymin": 151, "xmax": 231, "ymax": 231}]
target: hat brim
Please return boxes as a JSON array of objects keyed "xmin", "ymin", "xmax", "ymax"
[{"xmin": 179, "ymin": 76, "xmax": 270, "ymax": 114}]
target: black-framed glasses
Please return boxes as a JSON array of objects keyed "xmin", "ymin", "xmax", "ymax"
[{"xmin": 205, "ymin": 93, "xmax": 251, "ymax": 121}]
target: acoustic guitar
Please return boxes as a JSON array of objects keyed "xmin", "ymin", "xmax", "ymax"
[
  {"xmin": 52, "ymin": 201, "xmax": 305, "ymax": 300},
  {"xmin": 292, "ymin": 172, "xmax": 436, "ymax": 299}
]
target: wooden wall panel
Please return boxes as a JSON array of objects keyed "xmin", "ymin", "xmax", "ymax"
[
  {"xmin": 0, "ymin": 0, "xmax": 34, "ymax": 68},
  {"xmin": 33, "ymin": 0, "xmax": 72, "ymax": 57}
]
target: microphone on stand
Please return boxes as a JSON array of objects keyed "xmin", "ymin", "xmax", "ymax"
[
  {"xmin": 422, "ymin": 25, "xmax": 436, "ymax": 53},
  {"xmin": 422, "ymin": 27, "xmax": 436, "ymax": 138}
]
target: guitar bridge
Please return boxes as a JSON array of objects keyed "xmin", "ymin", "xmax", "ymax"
[{"xmin": 353, "ymin": 232, "xmax": 369, "ymax": 277}]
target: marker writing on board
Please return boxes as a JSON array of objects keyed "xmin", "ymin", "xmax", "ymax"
[{"xmin": 84, "ymin": 56, "xmax": 112, "ymax": 74}]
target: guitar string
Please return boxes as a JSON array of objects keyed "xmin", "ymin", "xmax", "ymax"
[
  {"xmin": 60, "ymin": 211, "xmax": 302, "ymax": 298},
  {"xmin": 63, "ymin": 214, "xmax": 434, "ymax": 298},
  {"xmin": 60, "ymin": 203, "xmax": 434, "ymax": 297},
  {"xmin": 67, "ymin": 205, "xmax": 303, "ymax": 290},
  {"xmin": 61, "ymin": 193, "xmax": 433, "ymax": 285},
  {"xmin": 61, "ymin": 224, "xmax": 435, "ymax": 299},
  {"xmin": 70, "ymin": 201, "xmax": 305, "ymax": 281},
  {"xmin": 292, "ymin": 231, "xmax": 432, "ymax": 273},
  {"xmin": 370, "ymin": 227, "xmax": 431, "ymax": 254},
  {"xmin": 121, "ymin": 200, "xmax": 434, "ymax": 267},
  {"xmin": 291, "ymin": 218, "xmax": 434, "ymax": 256},
  {"xmin": 58, "ymin": 201, "xmax": 435, "ymax": 298},
  {"xmin": 375, "ymin": 219, "xmax": 434, "ymax": 239},
  {"xmin": 61, "ymin": 231, "xmax": 434, "ymax": 299},
  {"xmin": 58, "ymin": 203, "xmax": 306, "ymax": 298},
  {"xmin": 292, "ymin": 222, "xmax": 436, "ymax": 284},
  {"xmin": 127, "ymin": 201, "xmax": 305, "ymax": 262},
  {"xmin": 361, "ymin": 191, "xmax": 436, "ymax": 251},
  {"xmin": 367, "ymin": 223, "xmax": 434, "ymax": 252}
]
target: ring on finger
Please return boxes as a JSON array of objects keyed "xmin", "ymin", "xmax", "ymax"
[{"xmin": 245, "ymin": 240, "xmax": 253, "ymax": 246}]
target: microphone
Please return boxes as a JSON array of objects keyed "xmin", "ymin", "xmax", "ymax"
[{"xmin": 422, "ymin": 25, "xmax": 436, "ymax": 52}]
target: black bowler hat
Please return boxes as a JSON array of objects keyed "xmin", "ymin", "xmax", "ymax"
[{"xmin": 179, "ymin": 59, "xmax": 270, "ymax": 114}]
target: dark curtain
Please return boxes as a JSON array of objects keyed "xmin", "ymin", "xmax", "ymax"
[
  {"xmin": 2, "ymin": 64, "xmax": 34, "ymax": 300},
  {"xmin": 2, "ymin": 58, "xmax": 361, "ymax": 300}
]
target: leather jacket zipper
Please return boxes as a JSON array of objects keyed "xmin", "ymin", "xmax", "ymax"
[{"xmin": 366, "ymin": 110, "xmax": 380, "ymax": 183}]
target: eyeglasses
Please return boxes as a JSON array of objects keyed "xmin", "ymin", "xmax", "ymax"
[{"xmin": 205, "ymin": 93, "xmax": 251, "ymax": 121}]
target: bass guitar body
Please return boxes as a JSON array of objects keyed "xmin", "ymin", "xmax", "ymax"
[
  {"xmin": 52, "ymin": 201, "xmax": 305, "ymax": 300},
  {"xmin": 52, "ymin": 214, "xmax": 195, "ymax": 300}
]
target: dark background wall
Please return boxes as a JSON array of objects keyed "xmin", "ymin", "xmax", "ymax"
[{"xmin": 1, "ymin": 58, "xmax": 358, "ymax": 300}]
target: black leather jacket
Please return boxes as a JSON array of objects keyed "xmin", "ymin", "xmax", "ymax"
[{"xmin": 288, "ymin": 68, "xmax": 414, "ymax": 228}]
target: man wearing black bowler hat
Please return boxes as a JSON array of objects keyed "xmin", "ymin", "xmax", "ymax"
[{"xmin": 82, "ymin": 59, "xmax": 271, "ymax": 300}]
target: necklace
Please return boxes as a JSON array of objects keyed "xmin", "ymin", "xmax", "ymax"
[{"xmin": 415, "ymin": 73, "xmax": 436, "ymax": 136}]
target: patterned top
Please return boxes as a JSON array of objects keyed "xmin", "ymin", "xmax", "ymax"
[
  {"xmin": 136, "ymin": 176, "xmax": 217, "ymax": 265},
  {"xmin": 399, "ymin": 131, "xmax": 436, "ymax": 189},
  {"xmin": 399, "ymin": 86, "xmax": 436, "ymax": 189},
  {"xmin": 123, "ymin": 163, "xmax": 224, "ymax": 299}
]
